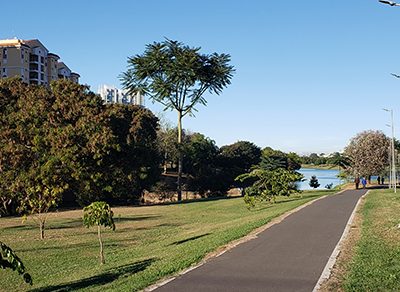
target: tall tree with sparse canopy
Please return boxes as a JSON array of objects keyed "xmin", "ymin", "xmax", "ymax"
[{"xmin": 121, "ymin": 39, "xmax": 234, "ymax": 201}]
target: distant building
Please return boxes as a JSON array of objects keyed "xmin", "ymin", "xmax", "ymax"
[
  {"xmin": 0, "ymin": 38, "xmax": 79, "ymax": 86},
  {"xmin": 98, "ymin": 85, "xmax": 144, "ymax": 106}
]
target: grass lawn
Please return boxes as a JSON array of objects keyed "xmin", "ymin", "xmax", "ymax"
[
  {"xmin": 0, "ymin": 190, "xmax": 333, "ymax": 291},
  {"xmin": 343, "ymin": 189, "xmax": 400, "ymax": 291}
]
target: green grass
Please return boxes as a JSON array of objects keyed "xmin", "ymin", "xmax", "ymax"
[
  {"xmin": 343, "ymin": 189, "xmax": 400, "ymax": 291},
  {"xmin": 0, "ymin": 190, "xmax": 333, "ymax": 291}
]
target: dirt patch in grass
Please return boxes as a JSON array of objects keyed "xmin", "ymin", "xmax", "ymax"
[{"xmin": 318, "ymin": 195, "xmax": 365, "ymax": 291}]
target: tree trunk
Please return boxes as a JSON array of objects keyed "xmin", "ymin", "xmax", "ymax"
[
  {"xmin": 98, "ymin": 225, "xmax": 105, "ymax": 264},
  {"xmin": 39, "ymin": 220, "xmax": 45, "ymax": 240},
  {"xmin": 177, "ymin": 111, "xmax": 183, "ymax": 201}
]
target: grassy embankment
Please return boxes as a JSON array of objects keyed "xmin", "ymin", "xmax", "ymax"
[
  {"xmin": 0, "ymin": 190, "xmax": 333, "ymax": 292},
  {"xmin": 342, "ymin": 189, "xmax": 400, "ymax": 290}
]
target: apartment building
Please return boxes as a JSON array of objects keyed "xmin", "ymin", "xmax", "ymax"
[
  {"xmin": 98, "ymin": 84, "xmax": 144, "ymax": 106},
  {"xmin": 0, "ymin": 38, "xmax": 79, "ymax": 85}
]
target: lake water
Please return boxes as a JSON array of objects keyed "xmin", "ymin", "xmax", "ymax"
[{"xmin": 297, "ymin": 168, "xmax": 343, "ymax": 190}]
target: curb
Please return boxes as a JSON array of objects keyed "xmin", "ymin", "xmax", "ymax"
[{"xmin": 312, "ymin": 190, "xmax": 369, "ymax": 292}]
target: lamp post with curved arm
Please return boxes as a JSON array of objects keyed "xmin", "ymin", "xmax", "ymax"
[{"xmin": 379, "ymin": 0, "xmax": 400, "ymax": 6}]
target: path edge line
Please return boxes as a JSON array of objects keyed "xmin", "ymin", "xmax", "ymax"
[
  {"xmin": 313, "ymin": 190, "xmax": 369, "ymax": 292},
  {"xmin": 144, "ymin": 191, "xmax": 340, "ymax": 292}
]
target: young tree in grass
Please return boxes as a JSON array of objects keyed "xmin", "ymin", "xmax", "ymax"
[
  {"xmin": 0, "ymin": 241, "xmax": 32, "ymax": 285},
  {"xmin": 83, "ymin": 201, "xmax": 116, "ymax": 265},
  {"xmin": 309, "ymin": 175, "xmax": 320, "ymax": 189},
  {"xmin": 121, "ymin": 39, "xmax": 234, "ymax": 201},
  {"xmin": 236, "ymin": 168, "xmax": 303, "ymax": 208}
]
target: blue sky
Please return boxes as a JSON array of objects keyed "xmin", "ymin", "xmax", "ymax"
[{"xmin": 2, "ymin": 0, "xmax": 400, "ymax": 154}]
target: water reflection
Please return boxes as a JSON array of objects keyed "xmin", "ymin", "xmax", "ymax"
[{"xmin": 297, "ymin": 168, "xmax": 343, "ymax": 190}]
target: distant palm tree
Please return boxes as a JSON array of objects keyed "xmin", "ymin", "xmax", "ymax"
[{"xmin": 328, "ymin": 152, "xmax": 351, "ymax": 170}]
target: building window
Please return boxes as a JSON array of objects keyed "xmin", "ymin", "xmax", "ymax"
[
  {"xmin": 40, "ymin": 56, "xmax": 44, "ymax": 64},
  {"xmin": 30, "ymin": 54, "xmax": 39, "ymax": 62},
  {"xmin": 29, "ymin": 72, "xmax": 38, "ymax": 79},
  {"xmin": 40, "ymin": 73, "xmax": 44, "ymax": 80},
  {"xmin": 2, "ymin": 48, "xmax": 7, "ymax": 59},
  {"xmin": 30, "ymin": 63, "xmax": 38, "ymax": 71}
]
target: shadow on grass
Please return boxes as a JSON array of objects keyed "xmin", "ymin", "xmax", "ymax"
[
  {"xmin": 31, "ymin": 258, "xmax": 156, "ymax": 292},
  {"xmin": 125, "ymin": 222, "xmax": 182, "ymax": 232},
  {"xmin": 170, "ymin": 233, "xmax": 210, "ymax": 245},
  {"xmin": 114, "ymin": 215, "xmax": 162, "ymax": 223},
  {"xmin": 2, "ymin": 224, "xmax": 37, "ymax": 231}
]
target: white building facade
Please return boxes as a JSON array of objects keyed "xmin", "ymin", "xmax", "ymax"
[{"xmin": 98, "ymin": 85, "xmax": 144, "ymax": 106}]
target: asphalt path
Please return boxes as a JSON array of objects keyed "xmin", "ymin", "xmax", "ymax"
[{"xmin": 154, "ymin": 189, "xmax": 367, "ymax": 292}]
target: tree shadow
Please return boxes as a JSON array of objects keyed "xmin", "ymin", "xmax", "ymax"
[
  {"xmin": 2, "ymin": 224, "xmax": 36, "ymax": 231},
  {"xmin": 123, "ymin": 222, "xmax": 181, "ymax": 232},
  {"xmin": 170, "ymin": 233, "xmax": 210, "ymax": 245},
  {"xmin": 30, "ymin": 258, "xmax": 156, "ymax": 292},
  {"xmin": 48, "ymin": 218, "xmax": 84, "ymax": 230},
  {"xmin": 114, "ymin": 215, "xmax": 161, "ymax": 223}
]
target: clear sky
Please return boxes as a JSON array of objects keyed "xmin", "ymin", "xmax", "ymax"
[{"xmin": 2, "ymin": 0, "xmax": 400, "ymax": 154}]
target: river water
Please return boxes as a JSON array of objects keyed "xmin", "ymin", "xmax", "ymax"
[{"xmin": 297, "ymin": 168, "xmax": 343, "ymax": 190}]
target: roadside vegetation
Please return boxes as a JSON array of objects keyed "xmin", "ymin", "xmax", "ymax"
[
  {"xmin": 0, "ymin": 190, "xmax": 333, "ymax": 291},
  {"xmin": 342, "ymin": 189, "xmax": 400, "ymax": 291}
]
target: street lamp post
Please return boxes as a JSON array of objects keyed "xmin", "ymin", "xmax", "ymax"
[
  {"xmin": 379, "ymin": 1, "xmax": 398, "ymax": 191},
  {"xmin": 379, "ymin": 0, "xmax": 400, "ymax": 6},
  {"xmin": 384, "ymin": 108, "xmax": 397, "ymax": 193}
]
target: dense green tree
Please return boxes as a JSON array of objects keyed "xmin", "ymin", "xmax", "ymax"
[
  {"xmin": 158, "ymin": 127, "xmax": 179, "ymax": 174},
  {"xmin": 260, "ymin": 148, "xmax": 301, "ymax": 171},
  {"xmin": 309, "ymin": 175, "xmax": 320, "ymax": 189},
  {"xmin": 0, "ymin": 79, "xmax": 82, "ymax": 237},
  {"xmin": 103, "ymin": 104, "xmax": 161, "ymax": 204},
  {"xmin": 236, "ymin": 146, "xmax": 303, "ymax": 207},
  {"xmin": 219, "ymin": 141, "xmax": 262, "ymax": 193},
  {"xmin": 0, "ymin": 79, "xmax": 161, "ymax": 222},
  {"xmin": 0, "ymin": 241, "xmax": 32, "ymax": 285},
  {"xmin": 183, "ymin": 133, "xmax": 222, "ymax": 196},
  {"xmin": 83, "ymin": 201, "xmax": 115, "ymax": 265},
  {"xmin": 344, "ymin": 130, "xmax": 390, "ymax": 177},
  {"xmin": 121, "ymin": 39, "xmax": 234, "ymax": 201},
  {"xmin": 327, "ymin": 152, "xmax": 351, "ymax": 170},
  {"xmin": 237, "ymin": 168, "xmax": 302, "ymax": 208},
  {"xmin": 300, "ymin": 153, "xmax": 327, "ymax": 165}
]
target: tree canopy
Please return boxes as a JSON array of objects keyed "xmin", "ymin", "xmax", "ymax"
[
  {"xmin": 0, "ymin": 78, "xmax": 160, "ymax": 220},
  {"xmin": 344, "ymin": 130, "xmax": 390, "ymax": 177}
]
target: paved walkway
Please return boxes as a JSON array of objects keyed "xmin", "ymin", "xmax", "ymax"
[{"xmin": 154, "ymin": 189, "xmax": 367, "ymax": 292}]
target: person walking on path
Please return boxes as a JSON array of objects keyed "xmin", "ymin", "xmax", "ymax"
[
  {"xmin": 382, "ymin": 176, "xmax": 385, "ymax": 185},
  {"xmin": 377, "ymin": 176, "xmax": 381, "ymax": 185},
  {"xmin": 361, "ymin": 177, "xmax": 367, "ymax": 189},
  {"xmin": 354, "ymin": 177, "xmax": 360, "ymax": 189}
]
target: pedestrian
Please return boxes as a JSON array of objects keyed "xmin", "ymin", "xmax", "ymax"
[
  {"xmin": 354, "ymin": 177, "xmax": 360, "ymax": 189},
  {"xmin": 382, "ymin": 176, "xmax": 385, "ymax": 185},
  {"xmin": 377, "ymin": 176, "xmax": 381, "ymax": 185},
  {"xmin": 361, "ymin": 177, "xmax": 367, "ymax": 189}
]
